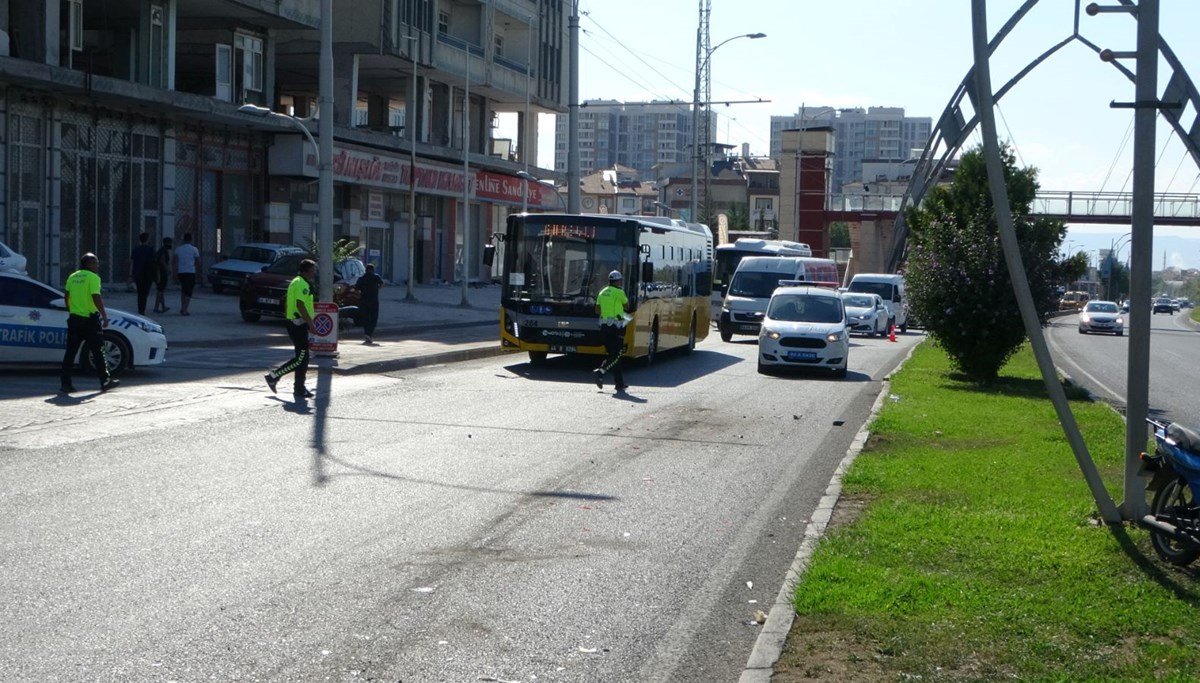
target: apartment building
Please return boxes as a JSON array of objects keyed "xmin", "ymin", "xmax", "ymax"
[
  {"xmin": 0, "ymin": 0, "xmax": 567, "ymax": 286},
  {"xmin": 553, "ymin": 99, "xmax": 701, "ymax": 180},
  {"xmin": 769, "ymin": 106, "xmax": 931, "ymax": 193}
]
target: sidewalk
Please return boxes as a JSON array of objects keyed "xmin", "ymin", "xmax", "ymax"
[{"xmin": 103, "ymin": 280, "xmax": 510, "ymax": 375}]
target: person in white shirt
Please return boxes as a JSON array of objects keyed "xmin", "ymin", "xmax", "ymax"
[{"xmin": 172, "ymin": 232, "xmax": 202, "ymax": 316}]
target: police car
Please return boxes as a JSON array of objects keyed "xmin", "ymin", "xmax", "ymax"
[{"xmin": 0, "ymin": 271, "xmax": 167, "ymax": 375}]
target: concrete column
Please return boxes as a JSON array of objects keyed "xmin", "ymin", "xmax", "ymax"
[{"xmin": 333, "ymin": 51, "xmax": 360, "ymax": 127}]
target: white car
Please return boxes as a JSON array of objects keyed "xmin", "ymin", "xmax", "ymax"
[
  {"xmin": 758, "ymin": 285, "xmax": 849, "ymax": 378},
  {"xmin": 0, "ymin": 239, "xmax": 27, "ymax": 274},
  {"xmin": 1078, "ymin": 300, "xmax": 1124, "ymax": 336},
  {"xmin": 0, "ymin": 271, "xmax": 167, "ymax": 375},
  {"xmin": 840, "ymin": 291, "xmax": 889, "ymax": 337}
]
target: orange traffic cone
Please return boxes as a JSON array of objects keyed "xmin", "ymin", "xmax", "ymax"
[{"xmin": 888, "ymin": 324, "xmax": 897, "ymax": 342}]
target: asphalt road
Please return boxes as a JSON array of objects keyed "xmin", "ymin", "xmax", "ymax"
[
  {"xmin": 1047, "ymin": 308, "xmax": 1200, "ymax": 425},
  {"xmin": 0, "ymin": 330, "xmax": 920, "ymax": 682}
]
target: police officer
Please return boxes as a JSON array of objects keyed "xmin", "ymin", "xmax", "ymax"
[
  {"xmin": 265, "ymin": 258, "xmax": 317, "ymax": 399},
  {"xmin": 60, "ymin": 253, "xmax": 118, "ymax": 394},
  {"xmin": 593, "ymin": 269, "xmax": 629, "ymax": 392}
]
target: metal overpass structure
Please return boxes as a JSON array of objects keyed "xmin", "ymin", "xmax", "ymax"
[{"xmin": 829, "ymin": 189, "xmax": 1200, "ymax": 226}]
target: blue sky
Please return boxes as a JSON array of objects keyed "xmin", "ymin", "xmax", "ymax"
[{"xmin": 508, "ymin": 0, "xmax": 1200, "ymax": 269}]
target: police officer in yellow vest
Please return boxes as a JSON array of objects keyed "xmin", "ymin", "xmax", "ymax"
[
  {"xmin": 60, "ymin": 253, "xmax": 118, "ymax": 394},
  {"xmin": 265, "ymin": 258, "xmax": 317, "ymax": 399},
  {"xmin": 593, "ymin": 269, "xmax": 629, "ymax": 392}
]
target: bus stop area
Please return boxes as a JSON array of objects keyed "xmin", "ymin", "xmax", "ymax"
[{"xmin": 102, "ymin": 282, "xmax": 507, "ymax": 375}]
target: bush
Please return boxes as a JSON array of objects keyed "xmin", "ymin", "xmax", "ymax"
[{"xmin": 904, "ymin": 145, "xmax": 1065, "ymax": 383}]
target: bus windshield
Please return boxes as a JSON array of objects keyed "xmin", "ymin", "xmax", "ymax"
[{"xmin": 504, "ymin": 220, "xmax": 634, "ymax": 303}]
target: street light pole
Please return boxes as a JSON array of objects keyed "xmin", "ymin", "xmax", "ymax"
[
  {"xmin": 238, "ymin": 104, "xmax": 319, "ymax": 167},
  {"xmin": 460, "ymin": 51, "xmax": 471, "ymax": 307},
  {"xmin": 404, "ymin": 35, "xmax": 419, "ymax": 302},
  {"xmin": 318, "ymin": 0, "xmax": 333, "ymax": 305},
  {"xmin": 689, "ymin": 32, "xmax": 765, "ymax": 222}
]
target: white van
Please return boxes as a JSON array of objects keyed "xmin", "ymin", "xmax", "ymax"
[
  {"xmin": 847, "ymin": 273, "xmax": 908, "ymax": 333},
  {"xmin": 719, "ymin": 256, "xmax": 840, "ymax": 341}
]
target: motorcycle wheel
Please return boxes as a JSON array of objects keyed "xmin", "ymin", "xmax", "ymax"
[{"xmin": 1149, "ymin": 476, "xmax": 1200, "ymax": 566}]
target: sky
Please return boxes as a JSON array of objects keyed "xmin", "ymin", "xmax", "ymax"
[{"xmin": 503, "ymin": 0, "xmax": 1200, "ymax": 270}]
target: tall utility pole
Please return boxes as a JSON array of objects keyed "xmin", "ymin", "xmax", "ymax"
[
  {"xmin": 689, "ymin": 0, "xmax": 710, "ymax": 222},
  {"xmin": 566, "ymin": 1, "xmax": 580, "ymax": 213},
  {"xmin": 318, "ymin": 0, "xmax": 333, "ymax": 305}
]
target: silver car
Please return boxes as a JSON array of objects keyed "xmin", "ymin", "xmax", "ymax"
[
  {"xmin": 1078, "ymin": 300, "xmax": 1124, "ymax": 336},
  {"xmin": 840, "ymin": 292, "xmax": 888, "ymax": 337}
]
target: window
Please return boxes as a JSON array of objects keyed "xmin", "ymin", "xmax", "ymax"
[
  {"xmin": 494, "ymin": 34, "xmax": 504, "ymax": 57},
  {"xmin": 438, "ymin": 10, "xmax": 449, "ymax": 34},
  {"xmin": 215, "ymin": 44, "xmax": 233, "ymax": 101},
  {"xmin": 69, "ymin": 0, "xmax": 83, "ymax": 51},
  {"xmin": 234, "ymin": 33, "xmax": 264, "ymax": 93}
]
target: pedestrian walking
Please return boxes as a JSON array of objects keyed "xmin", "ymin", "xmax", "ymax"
[
  {"xmin": 265, "ymin": 258, "xmax": 317, "ymax": 400},
  {"xmin": 173, "ymin": 232, "xmax": 201, "ymax": 316},
  {"xmin": 153, "ymin": 236, "xmax": 172, "ymax": 313},
  {"xmin": 593, "ymin": 269, "xmax": 629, "ymax": 392},
  {"xmin": 353, "ymin": 263, "xmax": 384, "ymax": 343},
  {"xmin": 60, "ymin": 253, "xmax": 118, "ymax": 394},
  {"xmin": 129, "ymin": 232, "xmax": 156, "ymax": 315}
]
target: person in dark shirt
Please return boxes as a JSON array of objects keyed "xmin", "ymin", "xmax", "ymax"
[
  {"xmin": 353, "ymin": 263, "xmax": 384, "ymax": 343},
  {"xmin": 153, "ymin": 237, "xmax": 173, "ymax": 313},
  {"xmin": 129, "ymin": 232, "xmax": 157, "ymax": 315}
]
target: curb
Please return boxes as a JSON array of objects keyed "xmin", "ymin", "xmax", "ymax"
[
  {"xmin": 738, "ymin": 342, "xmax": 921, "ymax": 683},
  {"xmin": 322, "ymin": 343, "xmax": 512, "ymax": 375},
  {"xmin": 170, "ymin": 320, "xmax": 495, "ymax": 349}
]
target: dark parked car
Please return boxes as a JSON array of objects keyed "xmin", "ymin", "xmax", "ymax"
[
  {"xmin": 208, "ymin": 242, "xmax": 304, "ymax": 294},
  {"xmin": 239, "ymin": 254, "xmax": 365, "ymax": 325}
]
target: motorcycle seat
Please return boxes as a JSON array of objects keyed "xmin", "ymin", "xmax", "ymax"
[{"xmin": 1168, "ymin": 422, "xmax": 1200, "ymax": 455}]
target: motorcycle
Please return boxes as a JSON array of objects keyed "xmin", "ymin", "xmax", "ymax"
[{"xmin": 1139, "ymin": 418, "xmax": 1200, "ymax": 565}]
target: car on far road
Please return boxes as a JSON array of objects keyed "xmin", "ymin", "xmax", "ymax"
[
  {"xmin": 1171, "ymin": 298, "xmax": 1182, "ymax": 312},
  {"xmin": 757, "ymin": 285, "xmax": 849, "ymax": 378},
  {"xmin": 207, "ymin": 242, "xmax": 305, "ymax": 294},
  {"xmin": 0, "ymin": 239, "xmax": 27, "ymax": 274},
  {"xmin": 0, "ymin": 271, "xmax": 166, "ymax": 376},
  {"xmin": 239, "ymin": 254, "xmax": 365, "ymax": 325},
  {"xmin": 1120, "ymin": 299, "xmax": 1130, "ymax": 312},
  {"xmin": 1153, "ymin": 297, "xmax": 1175, "ymax": 315},
  {"xmin": 1078, "ymin": 300, "xmax": 1124, "ymax": 336},
  {"xmin": 1058, "ymin": 291, "xmax": 1090, "ymax": 312},
  {"xmin": 1180, "ymin": 299, "xmax": 1193, "ymax": 308},
  {"xmin": 840, "ymin": 291, "xmax": 888, "ymax": 337}
]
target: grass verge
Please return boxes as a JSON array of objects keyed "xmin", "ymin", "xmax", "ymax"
[{"xmin": 774, "ymin": 342, "xmax": 1200, "ymax": 682}]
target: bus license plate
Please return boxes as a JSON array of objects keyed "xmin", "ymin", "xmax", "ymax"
[
  {"xmin": 786, "ymin": 350, "xmax": 817, "ymax": 361},
  {"xmin": 257, "ymin": 297, "xmax": 280, "ymax": 305},
  {"xmin": 548, "ymin": 345, "xmax": 577, "ymax": 353}
]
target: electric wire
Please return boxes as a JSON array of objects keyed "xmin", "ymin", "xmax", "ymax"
[
  {"xmin": 995, "ymin": 103, "xmax": 1026, "ymax": 169},
  {"xmin": 1098, "ymin": 114, "xmax": 1135, "ymax": 194}
]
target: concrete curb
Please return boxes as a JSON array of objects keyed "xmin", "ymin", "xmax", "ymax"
[
  {"xmin": 738, "ymin": 342, "xmax": 921, "ymax": 683},
  {"xmin": 321, "ymin": 343, "xmax": 512, "ymax": 375}
]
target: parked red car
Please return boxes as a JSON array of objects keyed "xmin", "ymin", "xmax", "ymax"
[{"xmin": 239, "ymin": 254, "xmax": 365, "ymax": 325}]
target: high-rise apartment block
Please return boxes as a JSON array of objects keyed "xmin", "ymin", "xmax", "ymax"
[
  {"xmin": 769, "ymin": 107, "xmax": 932, "ymax": 192},
  {"xmin": 554, "ymin": 100, "xmax": 703, "ymax": 180}
]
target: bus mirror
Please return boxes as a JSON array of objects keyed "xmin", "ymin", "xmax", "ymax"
[
  {"xmin": 482, "ymin": 243, "xmax": 496, "ymax": 267},
  {"xmin": 641, "ymin": 261, "xmax": 654, "ymax": 283}
]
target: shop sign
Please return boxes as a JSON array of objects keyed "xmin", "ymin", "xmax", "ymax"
[{"xmin": 367, "ymin": 192, "xmax": 385, "ymax": 221}]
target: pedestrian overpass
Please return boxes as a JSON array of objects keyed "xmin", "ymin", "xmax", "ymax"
[{"xmin": 828, "ymin": 190, "xmax": 1200, "ymax": 226}]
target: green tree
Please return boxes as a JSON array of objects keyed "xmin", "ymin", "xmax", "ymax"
[
  {"xmin": 296, "ymin": 236, "xmax": 363, "ymax": 264},
  {"xmin": 905, "ymin": 144, "xmax": 1066, "ymax": 383},
  {"xmin": 723, "ymin": 202, "xmax": 750, "ymax": 231},
  {"xmin": 1060, "ymin": 251, "xmax": 1089, "ymax": 287},
  {"xmin": 829, "ymin": 221, "xmax": 851, "ymax": 249}
]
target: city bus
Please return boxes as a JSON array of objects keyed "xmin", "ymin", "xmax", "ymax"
[
  {"xmin": 713, "ymin": 238, "xmax": 812, "ymax": 295},
  {"xmin": 498, "ymin": 213, "xmax": 713, "ymax": 365}
]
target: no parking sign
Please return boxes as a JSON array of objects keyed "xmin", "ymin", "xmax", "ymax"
[{"xmin": 310, "ymin": 302, "xmax": 339, "ymax": 355}]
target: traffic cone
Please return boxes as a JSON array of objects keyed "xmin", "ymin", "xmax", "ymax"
[{"xmin": 888, "ymin": 324, "xmax": 897, "ymax": 342}]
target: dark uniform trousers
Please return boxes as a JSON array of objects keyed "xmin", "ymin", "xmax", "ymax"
[
  {"xmin": 271, "ymin": 320, "xmax": 310, "ymax": 391},
  {"xmin": 597, "ymin": 323, "xmax": 626, "ymax": 387},
  {"xmin": 61, "ymin": 314, "xmax": 110, "ymax": 387}
]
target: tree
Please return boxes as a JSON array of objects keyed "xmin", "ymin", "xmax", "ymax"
[
  {"xmin": 723, "ymin": 202, "xmax": 750, "ymax": 231},
  {"xmin": 1060, "ymin": 251, "xmax": 1089, "ymax": 288},
  {"xmin": 829, "ymin": 221, "xmax": 851, "ymax": 249},
  {"xmin": 904, "ymin": 144, "xmax": 1066, "ymax": 383}
]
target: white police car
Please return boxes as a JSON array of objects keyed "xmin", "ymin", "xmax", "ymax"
[
  {"xmin": 758, "ymin": 284, "xmax": 849, "ymax": 378},
  {"xmin": 0, "ymin": 271, "xmax": 167, "ymax": 375}
]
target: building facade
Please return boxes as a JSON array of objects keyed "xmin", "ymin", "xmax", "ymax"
[
  {"xmin": 553, "ymin": 99, "xmax": 701, "ymax": 181},
  {"xmin": 0, "ymin": 0, "xmax": 567, "ymax": 287},
  {"xmin": 769, "ymin": 106, "xmax": 931, "ymax": 193}
]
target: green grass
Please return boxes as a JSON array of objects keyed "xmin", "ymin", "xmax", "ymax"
[{"xmin": 777, "ymin": 343, "xmax": 1200, "ymax": 683}]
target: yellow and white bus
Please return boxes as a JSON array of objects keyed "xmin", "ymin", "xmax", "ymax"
[{"xmin": 498, "ymin": 213, "xmax": 713, "ymax": 365}]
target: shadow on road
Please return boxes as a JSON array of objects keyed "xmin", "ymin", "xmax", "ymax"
[{"xmin": 503, "ymin": 348, "xmax": 740, "ymax": 389}]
